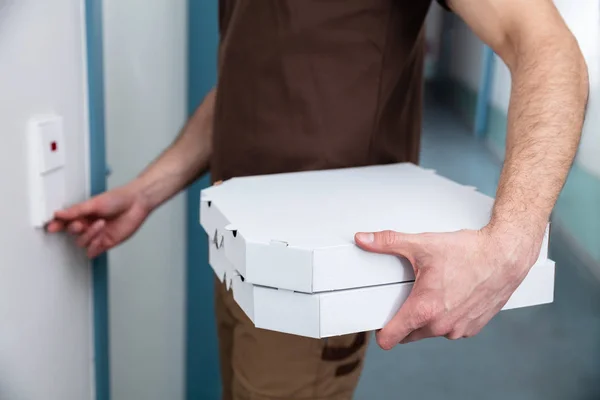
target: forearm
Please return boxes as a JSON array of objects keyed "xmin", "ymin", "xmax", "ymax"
[
  {"xmin": 132, "ymin": 87, "xmax": 216, "ymax": 210},
  {"xmin": 489, "ymin": 31, "xmax": 588, "ymax": 245}
]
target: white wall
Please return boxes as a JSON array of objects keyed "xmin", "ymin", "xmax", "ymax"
[
  {"xmin": 103, "ymin": 1, "xmax": 187, "ymax": 399},
  {"xmin": 0, "ymin": 1, "xmax": 93, "ymax": 400}
]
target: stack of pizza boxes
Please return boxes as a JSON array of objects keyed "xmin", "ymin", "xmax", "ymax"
[{"xmin": 200, "ymin": 163, "xmax": 554, "ymax": 338}]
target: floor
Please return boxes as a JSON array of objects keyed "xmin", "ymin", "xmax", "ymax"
[{"xmin": 354, "ymin": 99, "xmax": 600, "ymax": 400}]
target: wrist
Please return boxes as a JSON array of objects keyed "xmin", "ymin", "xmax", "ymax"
[
  {"xmin": 487, "ymin": 211, "xmax": 548, "ymax": 241},
  {"xmin": 481, "ymin": 217, "xmax": 547, "ymax": 267},
  {"xmin": 127, "ymin": 177, "xmax": 158, "ymax": 215}
]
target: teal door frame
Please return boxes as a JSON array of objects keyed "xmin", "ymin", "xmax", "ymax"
[
  {"xmin": 185, "ymin": 2, "xmax": 221, "ymax": 399},
  {"xmin": 84, "ymin": 0, "xmax": 110, "ymax": 399}
]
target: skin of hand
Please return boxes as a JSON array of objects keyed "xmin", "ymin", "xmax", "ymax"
[
  {"xmin": 355, "ymin": 227, "xmax": 541, "ymax": 349},
  {"xmin": 46, "ymin": 180, "xmax": 223, "ymax": 259},
  {"xmin": 47, "ymin": 88, "xmax": 216, "ymax": 258},
  {"xmin": 46, "ymin": 183, "xmax": 151, "ymax": 259},
  {"xmin": 355, "ymin": 0, "xmax": 588, "ymax": 350}
]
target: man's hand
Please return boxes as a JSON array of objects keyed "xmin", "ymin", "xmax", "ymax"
[
  {"xmin": 46, "ymin": 87, "xmax": 216, "ymax": 258},
  {"xmin": 369, "ymin": 0, "xmax": 585, "ymax": 349},
  {"xmin": 46, "ymin": 184, "xmax": 151, "ymax": 259},
  {"xmin": 355, "ymin": 227, "xmax": 541, "ymax": 350}
]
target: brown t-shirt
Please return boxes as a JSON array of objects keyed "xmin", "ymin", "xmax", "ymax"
[{"xmin": 212, "ymin": 0, "xmax": 438, "ymax": 182}]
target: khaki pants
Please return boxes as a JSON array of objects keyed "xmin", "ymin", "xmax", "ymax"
[{"xmin": 214, "ymin": 278, "xmax": 370, "ymax": 400}]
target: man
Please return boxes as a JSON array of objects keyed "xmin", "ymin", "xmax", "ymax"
[{"xmin": 48, "ymin": 0, "xmax": 588, "ymax": 398}]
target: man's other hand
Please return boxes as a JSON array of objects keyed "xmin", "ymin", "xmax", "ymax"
[{"xmin": 46, "ymin": 184, "xmax": 151, "ymax": 259}]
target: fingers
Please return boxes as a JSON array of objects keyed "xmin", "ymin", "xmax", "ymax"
[
  {"xmin": 47, "ymin": 216, "xmax": 108, "ymax": 258},
  {"xmin": 399, "ymin": 328, "xmax": 432, "ymax": 344},
  {"xmin": 45, "ymin": 220, "xmax": 65, "ymax": 233},
  {"xmin": 46, "ymin": 219, "xmax": 92, "ymax": 235},
  {"xmin": 55, "ymin": 189, "xmax": 123, "ymax": 222},
  {"xmin": 76, "ymin": 219, "xmax": 106, "ymax": 248},
  {"xmin": 392, "ymin": 299, "xmax": 501, "ymax": 346},
  {"xmin": 400, "ymin": 321, "xmax": 464, "ymax": 344},
  {"xmin": 68, "ymin": 220, "xmax": 89, "ymax": 235},
  {"xmin": 54, "ymin": 198, "xmax": 100, "ymax": 221},
  {"xmin": 46, "ymin": 192, "xmax": 126, "ymax": 259},
  {"xmin": 46, "ymin": 218, "xmax": 89, "ymax": 233},
  {"xmin": 75, "ymin": 222, "xmax": 110, "ymax": 259},
  {"xmin": 376, "ymin": 290, "xmax": 438, "ymax": 350},
  {"xmin": 88, "ymin": 236, "xmax": 108, "ymax": 259},
  {"xmin": 355, "ymin": 230, "xmax": 418, "ymax": 256},
  {"xmin": 75, "ymin": 219, "xmax": 110, "ymax": 259}
]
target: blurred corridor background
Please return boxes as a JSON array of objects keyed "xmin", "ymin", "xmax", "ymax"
[{"xmin": 0, "ymin": 1, "xmax": 598, "ymax": 399}]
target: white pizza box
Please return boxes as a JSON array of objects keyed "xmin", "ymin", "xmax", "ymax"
[
  {"xmin": 200, "ymin": 163, "xmax": 550, "ymax": 293},
  {"xmin": 209, "ymin": 243, "xmax": 555, "ymax": 338}
]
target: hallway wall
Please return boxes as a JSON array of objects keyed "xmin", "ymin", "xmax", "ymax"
[{"xmin": 0, "ymin": 1, "xmax": 94, "ymax": 399}]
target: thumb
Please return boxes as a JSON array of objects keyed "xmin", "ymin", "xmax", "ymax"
[
  {"xmin": 355, "ymin": 230, "xmax": 417, "ymax": 256},
  {"xmin": 55, "ymin": 194, "xmax": 113, "ymax": 221}
]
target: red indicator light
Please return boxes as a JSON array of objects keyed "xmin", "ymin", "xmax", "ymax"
[{"xmin": 51, "ymin": 141, "xmax": 57, "ymax": 152}]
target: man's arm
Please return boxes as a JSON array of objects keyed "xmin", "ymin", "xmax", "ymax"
[
  {"xmin": 451, "ymin": 0, "xmax": 589, "ymax": 257},
  {"xmin": 354, "ymin": 0, "xmax": 588, "ymax": 349},
  {"xmin": 133, "ymin": 87, "xmax": 216, "ymax": 210}
]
